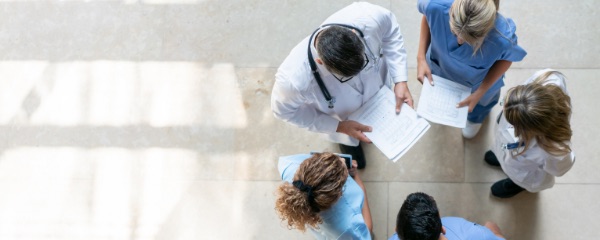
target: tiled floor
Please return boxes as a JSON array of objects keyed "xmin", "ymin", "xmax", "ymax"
[{"xmin": 0, "ymin": 1, "xmax": 598, "ymax": 240}]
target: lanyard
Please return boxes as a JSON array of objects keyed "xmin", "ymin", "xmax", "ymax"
[
  {"xmin": 502, "ymin": 141, "xmax": 525, "ymax": 150},
  {"xmin": 502, "ymin": 141, "xmax": 525, "ymax": 158},
  {"xmin": 307, "ymin": 24, "xmax": 365, "ymax": 109}
]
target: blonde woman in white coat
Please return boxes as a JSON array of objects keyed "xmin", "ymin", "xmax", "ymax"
[{"xmin": 485, "ymin": 69, "xmax": 575, "ymax": 198}]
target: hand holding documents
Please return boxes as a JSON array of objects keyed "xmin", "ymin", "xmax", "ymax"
[
  {"xmin": 348, "ymin": 87, "xmax": 430, "ymax": 162},
  {"xmin": 417, "ymin": 75, "xmax": 471, "ymax": 128}
]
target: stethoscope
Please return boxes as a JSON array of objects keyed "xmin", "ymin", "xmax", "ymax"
[{"xmin": 307, "ymin": 23, "xmax": 380, "ymax": 109}]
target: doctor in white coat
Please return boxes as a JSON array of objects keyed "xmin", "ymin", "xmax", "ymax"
[
  {"xmin": 485, "ymin": 69, "xmax": 575, "ymax": 198},
  {"xmin": 271, "ymin": 2, "xmax": 412, "ymax": 169}
]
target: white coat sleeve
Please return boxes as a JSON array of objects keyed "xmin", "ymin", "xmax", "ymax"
[
  {"xmin": 271, "ymin": 72, "xmax": 340, "ymax": 134},
  {"xmin": 373, "ymin": 6, "xmax": 408, "ymax": 83},
  {"xmin": 543, "ymin": 151, "xmax": 575, "ymax": 177}
]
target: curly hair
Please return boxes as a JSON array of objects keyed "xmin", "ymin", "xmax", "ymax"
[
  {"xmin": 274, "ymin": 153, "xmax": 348, "ymax": 231},
  {"xmin": 504, "ymin": 70, "xmax": 572, "ymax": 156}
]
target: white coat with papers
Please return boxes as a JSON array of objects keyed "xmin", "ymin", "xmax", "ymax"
[
  {"xmin": 271, "ymin": 2, "xmax": 408, "ymax": 146},
  {"xmin": 492, "ymin": 69, "xmax": 575, "ymax": 192}
]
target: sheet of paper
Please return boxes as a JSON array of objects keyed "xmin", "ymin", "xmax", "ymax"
[
  {"xmin": 348, "ymin": 87, "xmax": 430, "ymax": 162},
  {"xmin": 416, "ymin": 75, "xmax": 471, "ymax": 128}
]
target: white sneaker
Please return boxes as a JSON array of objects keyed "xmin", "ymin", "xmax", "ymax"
[{"xmin": 462, "ymin": 121, "xmax": 482, "ymax": 139}]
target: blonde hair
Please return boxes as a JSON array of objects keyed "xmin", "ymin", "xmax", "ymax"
[
  {"xmin": 449, "ymin": 0, "xmax": 499, "ymax": 54},
  {"xmin": 275, "ymin": 153, "xmax": 348, "ymax": 231},
  {"xmin": 503, "ymin": 70, "xmax": 572, "ymax": 156}
]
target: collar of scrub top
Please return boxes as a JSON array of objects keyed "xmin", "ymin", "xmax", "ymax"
[{"xmin": 307, "ymin": 23, "xmax": 365, "ymax": 109}]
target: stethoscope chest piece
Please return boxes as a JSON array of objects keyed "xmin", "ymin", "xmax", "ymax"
[{"xmin": 327, "ymin": 97, "xmax": 336, "ymax": 109}]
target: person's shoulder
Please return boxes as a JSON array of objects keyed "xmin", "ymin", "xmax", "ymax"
[
  {"xmin": 425, "ymin": 0, "xmax": 453, "ymax": 12},
  {"xmin": 491, "ymin": 14, "xmax": 518, "ymax": 44},
  {"xmin": 276, "ymin": 38, "xmax": 315, "ymax": 92},
  {"xmin": 278, "ymin": 154, "xmax": 310, "ymax": 181},
  {"xmin": 442, "ymin": 217, "xmax": 502, "ymax": 240},
  {"xmin": 526, "ymin": 68, "xmax": 568, "ymax": 90},
  {"xmin": 442, "ymin": 216, "xmax": 471, "ymax": 226},
  {"xmin": 485, "ymin": 13, "xmax": 527, "ymax": 60},
  {"xmin": 418, "ymin": 0, "xmax": 452, "ymax": 23}
]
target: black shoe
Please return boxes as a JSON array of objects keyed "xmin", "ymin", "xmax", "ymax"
[
  {"xmin": 338, "ymin": 143, "xmax": 366, "ymax": 169},
  {"xmin": 491, "ymin": 178, "xmax": 525, "ymax": 198},
  {"xmin": 484, "ymin": 150, "xmax": 500, "ymax": 167}
]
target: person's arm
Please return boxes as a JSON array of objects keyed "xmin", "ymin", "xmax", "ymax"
[
  {"xmin": 543, "ymin": 152, "xmax": 575, "ymax": 177},
  {"xmin": 373, "ymin": 5, "xmax": 413, "ymax": 111},
  {"xmin": 457, "ymin": 60, "xmax": 512, "ymax": 112},
  {"xmin": 350, "ymin": 161, "xmax": 372, "ymax": 232},
  {"xmin": 271, "ymin": 75, "xmax": 340, "ymax": 134},
  {"xmin": 484, "ymin": 221, "xmax": 506, "ymax": 239},
  {"xmin": 416, "ymin": 16, "xmax": 433, "ymax": 85},
  {"xmin": 272, "ymin": 71, "xmax": 372, "ymax": 142}
]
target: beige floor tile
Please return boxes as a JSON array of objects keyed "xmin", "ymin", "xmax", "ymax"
[
  {"xmin": 0, "ymin": 2, "xmax": 165, "ymax": 61},
  {"xmin": 161, "ymin": 0, "xmax": 392, "ymax": 66},
  {"xmin": 154, "ymin": 180, "xmax": 313, "ymax": 240},
  {"xmin": 388, "ymin": 182, "xmax": 600, "ymax": 240},
  {"xmin": 233, "ymin": 68, "xmax": 336, "ymax": 181},
  {"xmin": 0, "ymin": 179, "xmax": 96, "ymax": 239},
  {"xmin": 361, "ymin": 121, "xmax": 464, "ymax": 182},
  {"xmin": 390, "ymin": 0, "xmax": 422, "ymax": 68},
  {"xmin": 501, "ymin": 1, "xmax": 600, "ymax": 69},
  {"xmin": 363, "ymin": 182, "xmax": 389, "ymax": 240}
]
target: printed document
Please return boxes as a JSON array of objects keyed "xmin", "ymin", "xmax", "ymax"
[
  {"xmin": 417, "ymin": 75, "xmax": 471, "ymax": 128},
  {"xmin": 349, "ymin": 87, "xmax": 430, "ymax": 162}
]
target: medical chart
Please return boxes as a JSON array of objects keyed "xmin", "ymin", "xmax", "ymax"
[
  {"xmin": 416, "ymin": 75, "xmax": 471, "ymax": 128},
  {"xmin": 348, "ymin": 87, "xmax": 430, "ymax": 162}
]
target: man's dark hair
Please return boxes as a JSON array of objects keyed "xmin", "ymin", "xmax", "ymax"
[
  {"xmin": 396, "ymin": 192, "xmax": 443, "ymax": 240},
  {"xmin": 316, "ymin": 26, "xmax": 365, "ymax": 77}
]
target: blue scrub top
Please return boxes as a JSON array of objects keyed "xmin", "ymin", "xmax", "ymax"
[
  {"xmin": 388, "ymin": 217, "xmax": 504, "ymax": 240},
  {"xmin": 278, "ymin": 154, "xmax": 371, "ymax": 240},
  {"xmin": 418, "ymin": 0, "xmax": 527, "ymax": 99}
]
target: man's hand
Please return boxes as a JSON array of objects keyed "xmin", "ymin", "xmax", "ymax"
[
  {"xmin": 394, "ymin": 82, "xmax": 413, "ymax": 113},
  {"xmin": 336, "ymin": 120, "xmax": 372, "ymax": 143},
  {"xmin": 457, "ymin": 91, "xmax": 484, "ymax": 112},
  {"xmin": 417, "ymin": 58, "xmax": 434, "ymax": 86}
]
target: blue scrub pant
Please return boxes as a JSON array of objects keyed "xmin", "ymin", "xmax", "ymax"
[{"xmin": 467, "ymin": 90, "xmax": 500, "ymax": 123}]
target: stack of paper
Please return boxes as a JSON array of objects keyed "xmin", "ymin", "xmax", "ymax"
[
  {"xmin": 348, "ymin": 87, "xmax": 430, "ymax": 162},
  {"xmin": 416, "ymin": 75, "xmax": 471, "ymax": 128}
]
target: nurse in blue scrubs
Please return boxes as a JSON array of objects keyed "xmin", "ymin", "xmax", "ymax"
[
  {"xmin": 275, "ymin": 153, "xmax": 373, "ymax": 239},
  {"xmin": 416, "ymin": 0, "xmax": 527, "ymax": 138}
]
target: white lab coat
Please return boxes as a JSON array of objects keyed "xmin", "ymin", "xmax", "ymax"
[
  {"xmin": 492, "ymin": 69, "xmax": 575, "ymax": 192},
  {"xmin": 271, "ymin": 2, "xmax": 408, "ymax": 146}
]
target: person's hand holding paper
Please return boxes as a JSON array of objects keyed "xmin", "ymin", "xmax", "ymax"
[
  {"xmin": 456, "ymin": 90, "xmax": 485, "ymax": 112},
  {"xmin": 337, "ymin": 120, "xmax": 372, "ymax": 143},
  {"xmin": 393, "ymin": 82, "xmax": 414, "ymax": 113},
  {"xmin": 416, "ymin": 75, "xmax": 471, "ymax": 128}
]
